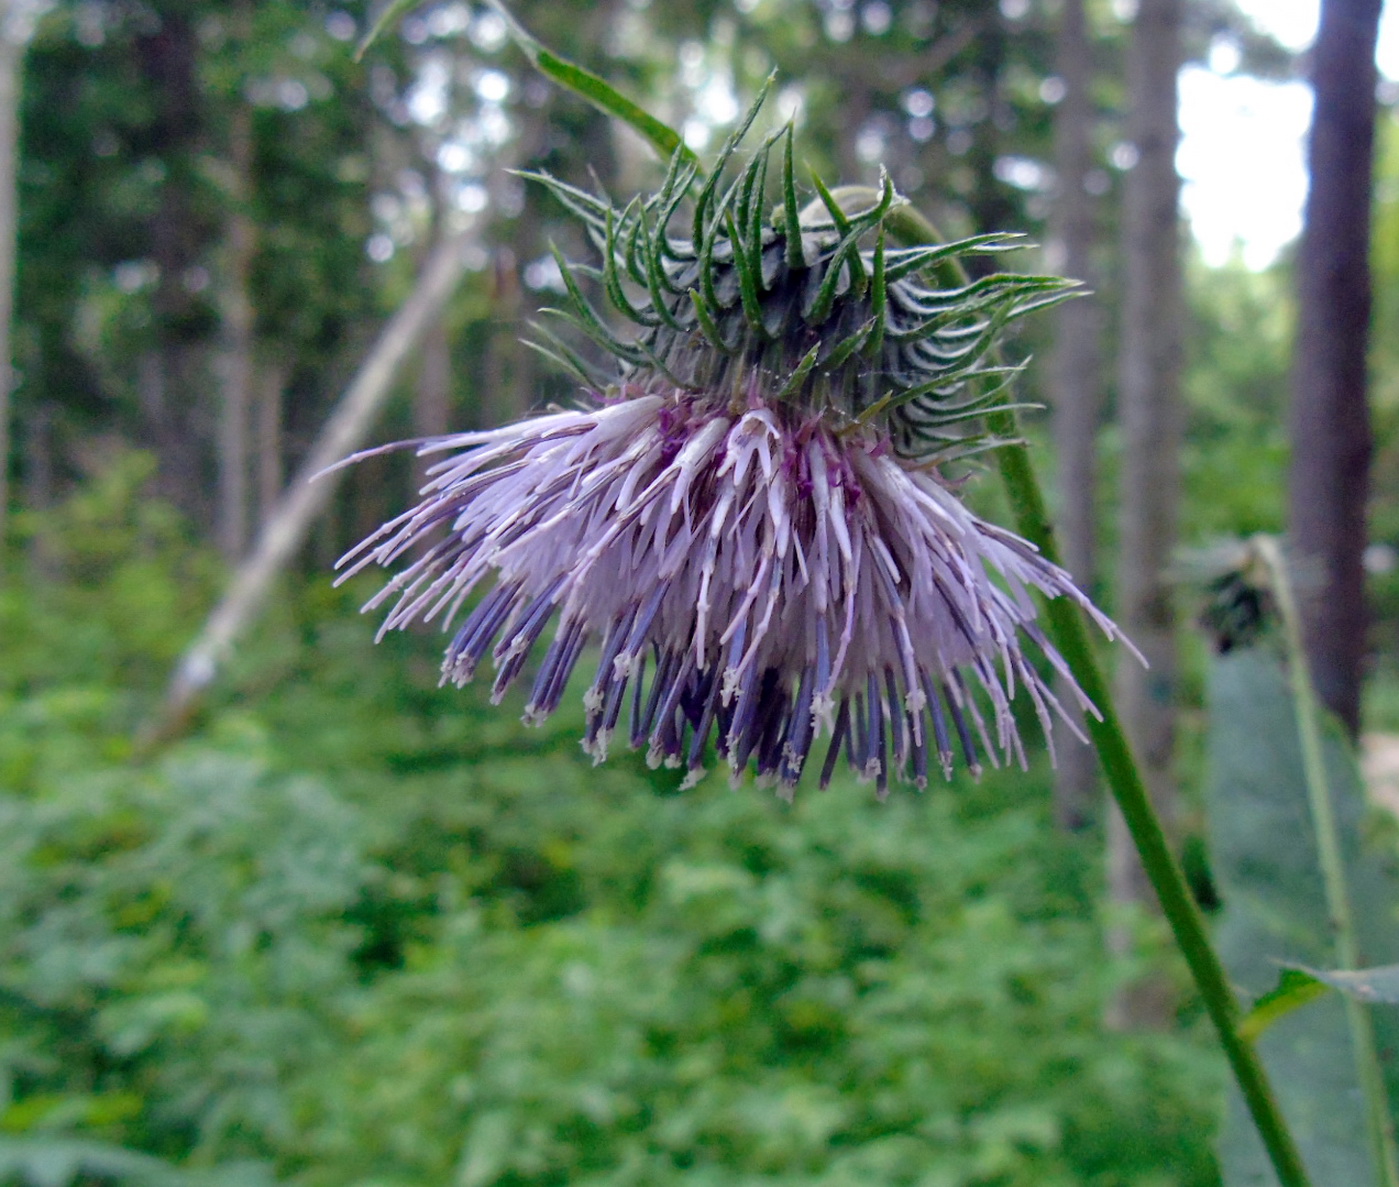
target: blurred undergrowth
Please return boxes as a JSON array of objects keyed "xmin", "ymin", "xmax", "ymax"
[{"xmin": 0, "ymin": 454, "xmax": 1223, "ymax": 1185}]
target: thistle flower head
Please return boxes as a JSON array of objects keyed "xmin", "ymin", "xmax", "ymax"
[{"xmin": 337, "ymin": 105, "xmax": 1135, "ymax": 797}]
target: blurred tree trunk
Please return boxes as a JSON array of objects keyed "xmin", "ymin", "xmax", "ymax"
[
  {"xmin": 255, "ymin": 362, "xmax": 286, "ymax": 527},
  {"xmin": 1047, "ymin": 0, "xmax": 1104, "ymax": 832},
  {"xmin": 217, "ymin": 94, "xmax": 256, "ymax": 560},
  {"xmin": 1109, "ymin": 0, "xmax": 1184, "ymax": 1029},
  {"xmin": 21, "ymin": 398, "xmax": 52, "ymax": 576},
  {"xmin": 413, "ymin": 165, "xmax": 453, "ymax": 459},
  {"xmin": 137, "ymin": 7, "xmax": 212, "ymax": 528},
  {"xmin": 966, "ymin": 12, "xmax": 1016, "ymax": 265},
  {"xmin": 415, "ymin": 317, "xmax": 450, "ymax": 439},
  {"xmin": 479, "ymin": 247, "xmax": 525, "ymax": 428},
  {"xmin": 0, "ymin": 2, "xmax": 26, "ymax": 567},
  {"xmin": 1289, "ymin": 0, "xmax": 1381, "ymax": 739}
]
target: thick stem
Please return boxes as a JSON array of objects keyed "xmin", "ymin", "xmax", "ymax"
[{"xmin": 1257, "ymin": 536, "xmax": 1399, "ymax": 1187}]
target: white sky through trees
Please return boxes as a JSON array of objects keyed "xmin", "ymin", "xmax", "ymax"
[{"xmin": 1180, "ymin": 0, "xmax": 1399, "ymax": 268}]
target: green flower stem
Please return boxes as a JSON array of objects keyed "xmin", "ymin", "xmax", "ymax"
[
  {"xmin": 1256, "ymin": 535, "xmax": 1399, "ymax": 1187},
  {"xmin": 837, "ymin": 187, "xmax": 1313, "ymax": 1187}
]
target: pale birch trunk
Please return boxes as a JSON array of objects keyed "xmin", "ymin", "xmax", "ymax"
[{"xmin": 144, "ymin": 231, "xmax": 476, "ymax": 745}]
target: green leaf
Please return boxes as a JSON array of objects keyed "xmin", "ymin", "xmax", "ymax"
[
  {"xmin": 688, "ymin": 289, "xmax": 735, "ymax": 353},
  {"xmin": 1206, "ymin": 649, "xmax": 1399, "ymax": 1186},
  {"xmin": 774, "ymin": 344, "xmax": 822, "ymax": 400},
  {"xmin": 1239, "ymin": 967, "xmax": 1331, "ymax": 1040}
]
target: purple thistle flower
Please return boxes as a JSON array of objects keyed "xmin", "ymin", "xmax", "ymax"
[
  {"xmin": 336, "ymin": 123, "xmax": 1136, "ymax": 796},
  {"xmin": 337, "ymin": 378, "xmax": 1130, "ymax": 797}
]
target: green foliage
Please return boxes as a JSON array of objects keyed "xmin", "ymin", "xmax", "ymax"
[
  {"xmin": 1180, "ymin": 254, "xmax": 1292, "ymax": 542},
  {"xmin": 0, "ymin": 468, "xmax": 1221, "ymax": 1184},
  {"xmin": 0, "ymin": 1136, "xmax": 274, "ymax": 1187}
]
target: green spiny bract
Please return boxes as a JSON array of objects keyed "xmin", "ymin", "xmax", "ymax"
[{"xmin": 525, "ymin": 106, "xmax": 1077, "ymax": 462}]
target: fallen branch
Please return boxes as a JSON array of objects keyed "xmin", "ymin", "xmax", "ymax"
[{"xmin": 141, "ymin": 231, "xmax": 475, "ymax": 748}]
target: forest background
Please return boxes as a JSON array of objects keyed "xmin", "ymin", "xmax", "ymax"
[{"xmin": 2, "ymin": 0, "xmax": 1398, "ymax": 1183}]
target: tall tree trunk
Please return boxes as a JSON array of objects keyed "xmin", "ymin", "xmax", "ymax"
[
  {"xmin": 965, "ymin": 12, "xmax": 1016, "ymax": 261},
  {"xmin": 0, "ymin": 2, "xmax": 27, "ymax": 569},
  {"xmin": 137, "ymin": 7, "xmax": 211, "ymax": 527},
  {"xmin": 21, "ymin": 397, "xmax": 52, "ymax": 577},
  {"xmin": 415, "ymin": 315, "xmax": 451, "ymax": 440},
  {"xmin": 1047, "ymin": 0, "xmax": 1104, "ymax": 831},
  {"xmin": 217, "ymin": 96, "xmax": 256, "ymax": 560},
  {"xmin": 1289, "ymin": 0, "xmax": 1381, "ymax": 739},
  {"xmin": 256, "ymin": 362, "xmax": 286, "ymax": 526},
  {"xmin": 1109, "ymin": 0, "xmax": 1184, "ymax": 1029},
  {"xmin": 479, "ymin": 246, "xmax": 526, "ymax": 428}
]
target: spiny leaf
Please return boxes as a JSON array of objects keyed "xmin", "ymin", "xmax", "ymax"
[
  {"xmin": 882, "ymin": 233, "xmax": 1026, "ymax": 283},
  {"xmin": 522, "ymin": 321, "xmax": 608, "ymax": 387},
  {"xmin": 809, "ymin": 173, "xmax": 855, "ymax": 238},
  {"xmin": 725, "ymin": 211, "xmax": 767, "ymax": 335},
  {"xmin": 688, "ymin": 289, "xmax": 736, "ymax": 354},
  {"xmin": 602, "ymin": 204, "xmax": 662, "ymax": 327},
  {"xmin": 823, "ymin": 317, "xmax": 877, "ymax": 368},
  {"xmin": 866, "ymin": 224, "xmax": 887, "ymax": 359},
  {"xmin": 545, "ymin": 243, "xmax": 647, "ymax": 364},
  {"xmin": 774, "ymin": 344, "xmax": 822, "ymax": 399},
  {"xmin": 519, "ymin": 171, "xmax": 614, "ymax": 235},
  {"xmin": 692, "ymin": 73, "xmax": 776, "ymax": 251},
  {"xmin": 636, "ymin": 217, "xmax": 686, "ymax": 327},
  {"xmin": 802, "ymin": 173, "xmax": 897, "ymax": 322},
  {"xmin": 782, "ymin": 124, "xmax": 805, "ymax": 269}
]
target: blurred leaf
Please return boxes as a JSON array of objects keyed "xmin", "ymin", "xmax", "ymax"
[
  {"xmin": 0, "ymin": 1137, "xmax": 275, "ymax": 1186},
  {"xmin": 354, "ymin": 0, "xmax": 419, "ymax": 59},
  {"xmin": 356, "ymin": 0, "xmax": 694, "ymax": 167},
  {"xmin": 482, "ymin": 1, "xmax": 694, "ymax": 166},
  {"xmin": 1206, "ymin": 650, "xmax": 1399, "ymax": 1186},
  {"xmin": 1294, "ymin": 963, "xmax": 1399, "ymax": 1005}
]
